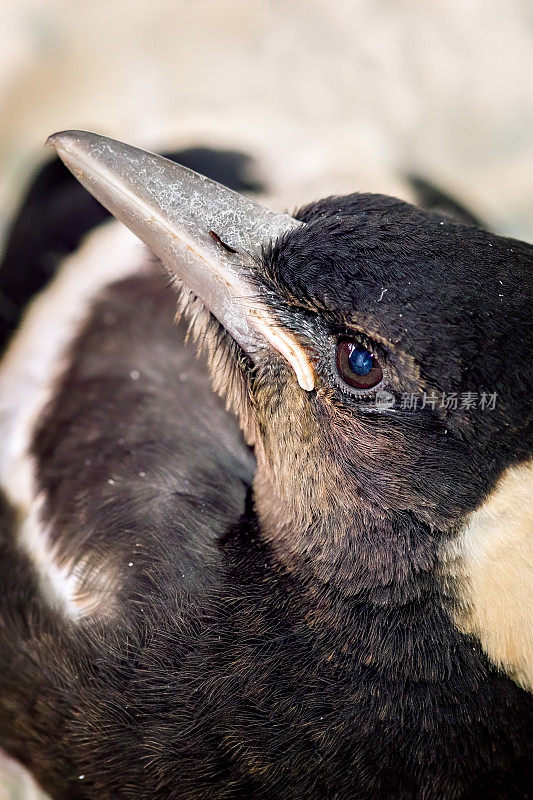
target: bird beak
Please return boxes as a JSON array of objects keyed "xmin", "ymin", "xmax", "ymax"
[{"xmin": 46, "ymin": 130, "xmax": 314, "ymax": 391}]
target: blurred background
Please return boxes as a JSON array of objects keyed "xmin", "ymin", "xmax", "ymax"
[
  {"xmin": 1, "ymin": 0, "xmax": 533, "ymax": 249},
  {"xmin": 0, "ymin": 0, "xmax": 531, "ymax": 796}
]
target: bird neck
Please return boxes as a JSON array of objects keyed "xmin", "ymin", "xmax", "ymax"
[{"xmin": 253, "ymin": 457, "xmax": 442, "ymax": 604}]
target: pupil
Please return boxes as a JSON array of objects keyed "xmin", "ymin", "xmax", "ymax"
[{"xmin": 348, "ymin": 345, "xmax": 373, "ymax": 376}]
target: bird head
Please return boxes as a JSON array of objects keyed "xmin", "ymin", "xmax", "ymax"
[{"xmin": 48, "ymin": 132, "xmax": 532, "ymax": 587}]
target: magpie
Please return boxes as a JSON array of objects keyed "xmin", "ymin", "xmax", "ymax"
[{"xmin": 0, "ymin": 131, "xmax": 531, "ymax": 799}]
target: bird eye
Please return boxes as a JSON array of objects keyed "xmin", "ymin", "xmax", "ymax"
[{"xmin": 335, "ymin": 340, "xmax": 383, "ymax": 390}]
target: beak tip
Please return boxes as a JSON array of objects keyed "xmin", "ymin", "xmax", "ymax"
[
  {"xmin": 45, "ymin": 130, "xmax": 69, "ymax": 150},
  {"xmin": 45, "ymin": 130, "xmax": 92, "ymax": 157}
]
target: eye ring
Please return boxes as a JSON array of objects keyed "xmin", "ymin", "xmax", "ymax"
[{"xmin": 335, "ymin": 340, "xmax": 384, "ymax": 390}]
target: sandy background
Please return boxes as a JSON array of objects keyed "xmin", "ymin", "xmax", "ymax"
[{"xmin": 0, "ymin": 0, "xmax": 532, "ymax": 797}]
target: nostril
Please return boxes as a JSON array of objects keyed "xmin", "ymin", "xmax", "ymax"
[{"xmin": 209, "ymin": 230, "xmax": 238, "ymax": 253}]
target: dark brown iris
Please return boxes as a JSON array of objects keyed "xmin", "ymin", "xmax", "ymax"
[{"xmin": 336, "ymin": 341, "xmax": 383, "ymax": 390}]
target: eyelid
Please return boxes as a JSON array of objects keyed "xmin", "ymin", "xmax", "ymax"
[{"xmin": 329, "ymin": 329, "xmax": 389, "ymax": 367}]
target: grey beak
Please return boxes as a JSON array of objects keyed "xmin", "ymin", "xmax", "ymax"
[{"xmin": 46, "ymin": 130, "xmax": 314, "ymax": 391}]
